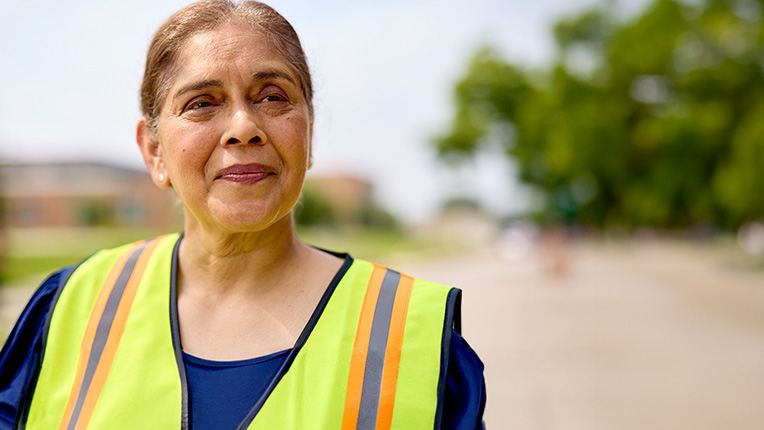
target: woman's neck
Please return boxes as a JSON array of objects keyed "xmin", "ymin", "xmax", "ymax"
[
  {"xmin": 178, "ymin": 214, "xmax": 306, "ymax": 297},
  {"xmin": 173, "ymin": 213, "xmax": 344, "ymax": 360}
]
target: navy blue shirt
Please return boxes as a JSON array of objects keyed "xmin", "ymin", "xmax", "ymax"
[
  {"xmin": 0, "ymin": 268, "xmax": 486, "ymax": 429},
  {"xmin": 183, "ymin": 349, "xmax": 291, "ymax": 429}
]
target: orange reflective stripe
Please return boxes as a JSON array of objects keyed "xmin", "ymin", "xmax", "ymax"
[
  {"xmin": 375, "ymin": 274, "xmax": 413, "ymax": 430},
  {"xmin": 342, "ymin": 266, "xmax": 415, "ymax": 430},
  {"xmin": 341, "ymin": 264, "xmax": 386, "ymax": 430},
  {"xmin": 73, "ymin": 237, "xmax": 164, "ymax": 429},
  {"xmin": 57, "ymin": 241, "xmax": 144, "ymax": 430}
]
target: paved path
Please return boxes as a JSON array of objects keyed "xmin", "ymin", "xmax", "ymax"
[
  {"xmin": 393, "ymin": 239, "xmax": 764, "ymax": 430},
  {"xmin": 2, "ymin": 239, "xmax": 763, "ymax": 429}
]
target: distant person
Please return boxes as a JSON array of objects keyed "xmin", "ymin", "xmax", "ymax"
[{"xmin": 0, "ymin": 1, "xmax": 485, "ymax": 428}]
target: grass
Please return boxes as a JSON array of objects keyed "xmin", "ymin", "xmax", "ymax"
[
  {"xmin": 0, "ymin": 227, "xmax": 175, "ymax": 286},
  {"xmin": 1, "ymin": 255, "xmax": 87, "ymax": 284}
]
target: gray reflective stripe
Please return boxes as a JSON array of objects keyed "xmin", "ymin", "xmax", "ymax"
[
  {"xmin": 66, "ymin": 243, "xmax": 147, "ymax": 430},
  {"xmin": 356, "ymin": 269, "xmax": 401, "ymax": 430}
]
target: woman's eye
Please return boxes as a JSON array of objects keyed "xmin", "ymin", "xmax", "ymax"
[
  {"xmin": 257, "ymin": 86, "xmax": 290, "ymax": 106},
  {"xmin": 183, "ymin": 97, "xmax": 216, "ymax": 112},
  {"xmin": 260, "ymin": 93, "xmax": 289, "ymax": 104},
  {"xmin": 192, "ymin": 101, "xmax": 212, "ymax": 109},
  {"xmin": 264, "ymin": 95, "xmax": 283, "ymax": 102}
]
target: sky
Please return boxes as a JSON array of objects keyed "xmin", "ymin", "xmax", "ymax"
[{"xmin": 0, "ymin": 0, "xmax": 651, "ymax": 223}]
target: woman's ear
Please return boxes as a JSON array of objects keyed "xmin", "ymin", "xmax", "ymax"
[{"xmin": 136, "ymin": 118, "xmax": 170, "ymax": 188}]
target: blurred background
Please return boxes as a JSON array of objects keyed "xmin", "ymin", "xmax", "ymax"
[{"xmin": 2, "ymin": 0, "xmax": 764, "ymax": 428}]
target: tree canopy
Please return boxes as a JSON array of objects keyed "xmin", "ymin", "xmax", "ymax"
[{"xmin": 435, "ymin": 0, "xmax": 764, "ymax": 230}]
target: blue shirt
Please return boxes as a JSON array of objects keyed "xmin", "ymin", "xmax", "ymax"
[{"xmin": 0, "ymin": 267, "xmax": 486, "ymax": 429}]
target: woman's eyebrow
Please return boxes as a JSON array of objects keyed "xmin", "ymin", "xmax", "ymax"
[
  {"xmin": 172, "ymin": 79, "xmax": 223, "ymax": 103},
  {"xmin": 251, "ymin": 69, "xmax": 296, "ymax": 86}
]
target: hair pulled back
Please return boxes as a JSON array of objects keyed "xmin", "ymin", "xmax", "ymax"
[{"xmin": 140, "ymin": 0, "xmax": 313, "ymax": 134}]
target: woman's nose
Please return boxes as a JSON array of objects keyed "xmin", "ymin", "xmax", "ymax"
[{"xmin": 221, "ymin": 107, "xmax": 265, "ymax": 146}]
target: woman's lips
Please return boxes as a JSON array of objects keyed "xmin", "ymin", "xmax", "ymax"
[{"xmin": 216, "ymin": 164, "xmax": 275, "ymax": 184}]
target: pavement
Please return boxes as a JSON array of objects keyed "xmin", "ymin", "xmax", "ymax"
[
  {"xmin": 2, "ymin": 238, "xmax": 763, "ymax": 429},
  {"xmin": 393, "ymin": 238, "xmax": 764, "ymax": 430}
]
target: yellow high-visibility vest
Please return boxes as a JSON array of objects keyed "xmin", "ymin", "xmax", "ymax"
[{"xmin": 22, "ymin": 234, "xmax": 460, "ymax": 429}]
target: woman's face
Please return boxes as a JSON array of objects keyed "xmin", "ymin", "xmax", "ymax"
[{"xmin": 141, "ymin": 23, "xmax": 312, "ymax": 234}]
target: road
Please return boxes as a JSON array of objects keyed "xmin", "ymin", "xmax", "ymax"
[
  {"xmin": 393, "ymin": 238, "xmax": 764, "ymax": 429},
  {"xmin": 2, "ymin": 238, "xmax": 763, "ymax": 429}
]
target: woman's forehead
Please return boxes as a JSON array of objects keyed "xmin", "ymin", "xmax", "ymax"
[
  {"xmin": 168, "ymin": 24, "xmax": 296, "ymax": 89},
  {"xmin": 180, "ymin": 24, "xmax": 278, "ymax": 67}
]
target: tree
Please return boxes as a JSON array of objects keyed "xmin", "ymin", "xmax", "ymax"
[
  {"xmin": 435, "ymin": 0, "xmax": 764, "ymax": 230},
  {"xmin": 294, "ymin": 186, "xmax": 338, "ymax": 228}
]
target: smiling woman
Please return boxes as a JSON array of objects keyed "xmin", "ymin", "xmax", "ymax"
[{"xmin": 0, "ymin": 1, "xmax": 485, "ymax": 429}]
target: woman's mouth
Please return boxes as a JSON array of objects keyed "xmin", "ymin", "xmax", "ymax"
[{"xmin": 216, "ymin": 164, "xmax": 275, "ymax": 184}]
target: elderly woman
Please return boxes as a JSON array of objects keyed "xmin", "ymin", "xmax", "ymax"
[{"xmin": 0, "ymin": 1, "xmax": 485, "ymax": 429}]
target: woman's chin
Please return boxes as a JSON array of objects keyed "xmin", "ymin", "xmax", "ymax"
[{"xmin": 186, "ymin": 204, "xmax": 293, "ymax": 236}]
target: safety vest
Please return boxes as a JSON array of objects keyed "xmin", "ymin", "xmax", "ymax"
[{"xmin": 20, "ymin": 234, "xmax": 461, "ymax": 430}]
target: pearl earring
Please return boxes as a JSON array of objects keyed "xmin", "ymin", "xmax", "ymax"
[{"xmin": 158, "ymin": 173, "xmax": 165, "ymax": 182}]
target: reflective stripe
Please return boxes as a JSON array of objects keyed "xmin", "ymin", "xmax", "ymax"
[
  {"xmin": 357, "ymin": 269, "xmax": 400, "ymax": 429},
  {"xmin": 58, "ymin": 238, "xmax": 161, "ymax": 430},
  {"xmin": 57, "ymin": 241, "xmax": 145, "ymax": 430},
  {"xmin": 342, "ymin": 265, "xmax": 413, "ymax": 430},
  {"xmin": 342, "ymin": 265, "xmax": 385, "ymax": 430},
  {"xmin": 376, "ymin": 274, "xmax": 413, "ymax": 429}
]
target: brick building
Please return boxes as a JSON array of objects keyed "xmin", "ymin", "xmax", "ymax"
[
  {"xmin": 0, "ymin": 161, "xmax": 179, "ymax": 228},
  {"xmin": 304, "ymin": 174, "xmax": 375, "ymax": 225}
]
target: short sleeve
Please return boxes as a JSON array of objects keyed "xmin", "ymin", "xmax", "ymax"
[
  {"xmin": 442, "ymin": 330, "xmax": 487, "ymax": 430},
  {"xmin": 0, "ymin": 268, "xmax": 70, "ymax": 428}
]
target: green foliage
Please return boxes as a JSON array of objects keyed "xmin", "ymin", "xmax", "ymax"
[
  {"xmin": 359, "ymin": 201, "xmax": 399, "ymax": 231},
  {"xmin": 441, "ymin": 197, "xmax": 482, "ymax": 213},
  {"xmin": 434, "ymin": 0, "xmax": 764, "ymax": 230},
  {"xmin": 294, "ymin": 186, "xmax": 337, "ymax": 227}
]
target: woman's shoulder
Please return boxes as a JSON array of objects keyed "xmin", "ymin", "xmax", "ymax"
[
  {"xmin": 0, "ymin": 267, "xmax": 73, "ymax": 426},
  {"xmin": 0, "ymin": 268, "xmax": 73, "ymax": 367},
  {"xmin": 332, "ymin": 254, "xmax": 485, "ymax": 428},
  {"xmin": 1, "ymin": 268, "xmax": 72, "ymax": 347},
  {"xmin": 343, "ymin": 255, "xmax": 458, "ymax": 289}
]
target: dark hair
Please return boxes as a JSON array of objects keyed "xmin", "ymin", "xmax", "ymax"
[{"xmin": 140, "ymin": 0, "xmax": 313, "ymax": 133}]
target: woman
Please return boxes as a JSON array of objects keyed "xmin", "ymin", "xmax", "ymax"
[{"xmin": 0, "ymin": 1, "xmax": 485, "ymax": 429}]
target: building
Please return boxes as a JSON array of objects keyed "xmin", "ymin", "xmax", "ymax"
[
  {"xmin": 304, "ymin": 175, "xmax": 374, "ymax": 225},
  {"xmin": 301, "ymin": 174, "xmax": 398, "ymax": 229},
  {"xmin": 0, "ymin": 161, "xmax": 179, "ymax": 228}
]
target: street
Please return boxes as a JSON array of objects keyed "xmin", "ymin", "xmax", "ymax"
[{"xmin": 395, "ymin": 238, "xmax": 764, "ymax": 429}]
